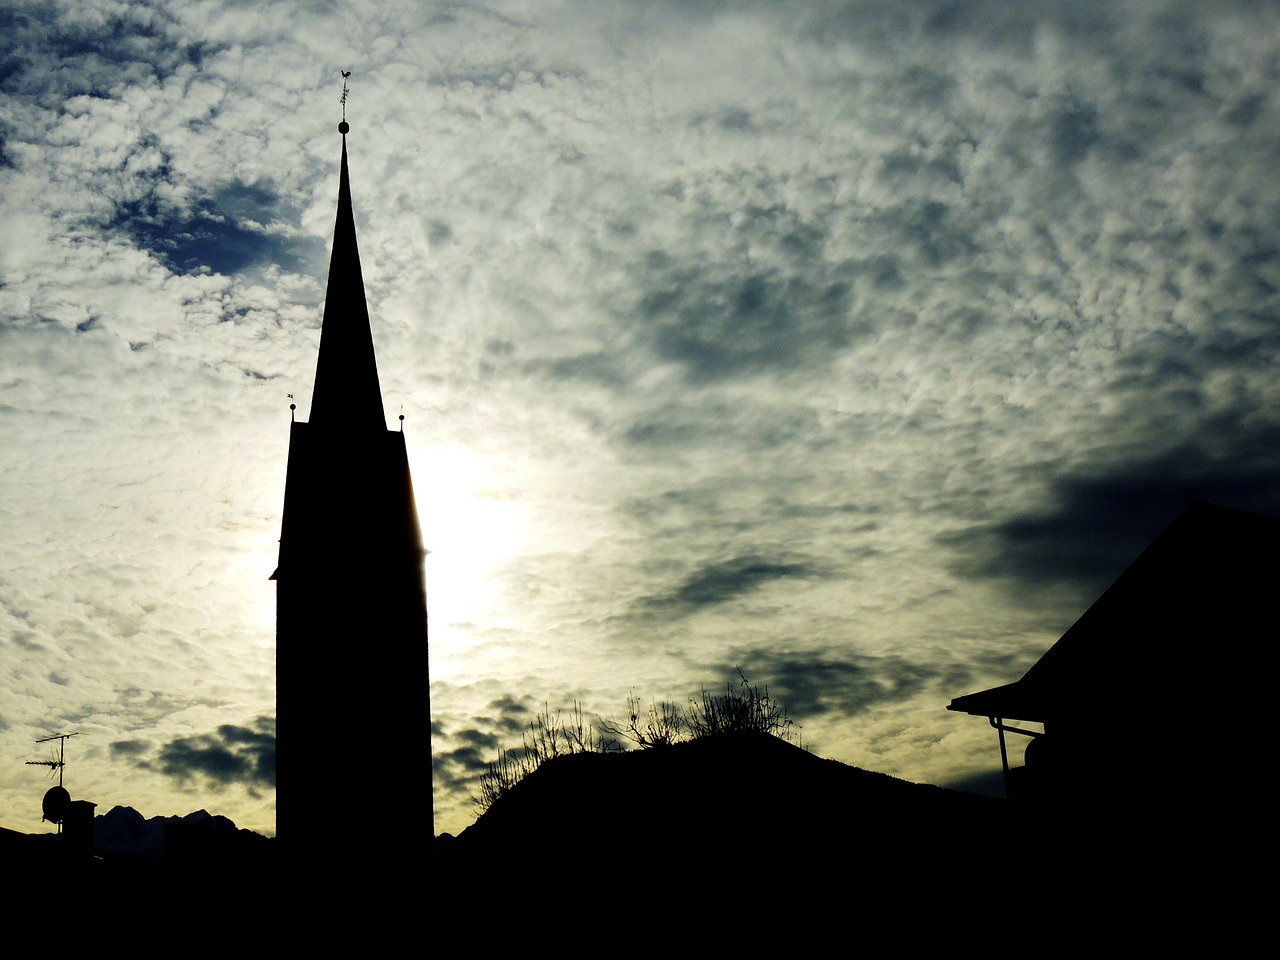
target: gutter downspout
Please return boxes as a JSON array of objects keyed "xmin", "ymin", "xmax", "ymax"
[{"xmin": 988, "ymin": 717, "xmax": 1042, "ymax": 802}]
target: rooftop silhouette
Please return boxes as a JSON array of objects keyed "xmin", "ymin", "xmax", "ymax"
[{"xmin": 949, "ymin": 500, "xmax": 1278, "ymax": 813}]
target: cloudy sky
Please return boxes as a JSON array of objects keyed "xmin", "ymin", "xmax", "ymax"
[{"xmin": 3, "ymin": 0, "xmax": 1279, "ymax": 840}]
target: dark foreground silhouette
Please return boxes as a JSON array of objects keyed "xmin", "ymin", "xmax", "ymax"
[
  {"xmin": 438, "ymin": 732, "xmax": 1049, "ymax": 916},
  {"xmin": 444, "ymin": 732, "xmax": 1010, "ymax": 871},
  {"xmin": 434, "ymin": 731, "xmax": 1260, "ymax": 938},
  {"xmin": 5, "ymin": 732, "xmax": 1255, "ymax": 939}
]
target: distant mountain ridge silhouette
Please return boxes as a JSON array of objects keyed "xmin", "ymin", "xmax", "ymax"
[{"xmin": 94, "ymin": 804, "xmax": 274, "ymax": 865}]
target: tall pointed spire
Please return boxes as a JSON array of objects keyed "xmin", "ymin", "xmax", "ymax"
[
  {"xmin": 275, "ymin": 112, "xmax": 433, "ymax": 868},
  {"xmin": 308, "ymin": 126, "xmax": 386, "ymax": 430}
]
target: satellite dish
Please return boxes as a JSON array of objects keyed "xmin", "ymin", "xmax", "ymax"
[{"xmin": 42, "ymin": 785, "xmax": 70, "ymax": 824}]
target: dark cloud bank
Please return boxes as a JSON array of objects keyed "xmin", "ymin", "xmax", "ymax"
[
  {"xmin": 640, "ymin": 554, "xmax": 815, "ymax": 616},
  {"xmin": 120, "ymin": 715, "xmax": 276, "ymax": 792},
  {"xmin": 945, "ymin": 433, "xmax": 1280, "ymax": 600}
]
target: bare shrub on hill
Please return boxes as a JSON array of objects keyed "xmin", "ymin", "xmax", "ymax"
[
  {"xmin": 473, "ymin": 703, "xmax": 616, "ymax": 814},
  {"xmin": 472, "ymin": 671, "xmax": 801, "ymax": 815},
  {"xmin": 604, "ymin": 693, "xmax": 688, "ymax": 749},
  {"xmin": 686, "ymin": 669, "xmax": 800, "ymax": 746}
]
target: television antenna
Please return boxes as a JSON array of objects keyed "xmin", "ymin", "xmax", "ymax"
[
  {"xmin": 27, "ymin": 732, "xmax": 78, "ymax": 831},
  {"xmin": 27, "ymin": 732, "xmax": 78, "ymax": 786}
]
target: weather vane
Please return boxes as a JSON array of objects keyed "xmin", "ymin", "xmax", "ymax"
[{"xmin": 340, "ymin": 70, "xmax": 352, "ymax": 124}]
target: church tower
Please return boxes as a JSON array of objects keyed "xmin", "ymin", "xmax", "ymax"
[{"xmin": 274, "ymin": 118, "xmax": 432, "ymax": 859}]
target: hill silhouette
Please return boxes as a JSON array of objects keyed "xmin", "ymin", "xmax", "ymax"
[
  {"xmin": 436, "ymin": 732, "xmax": 1037, "ymax": 906},
  {"xmin": 433, "ymin": 732, "xmax": 1239, "ymax": 933}
]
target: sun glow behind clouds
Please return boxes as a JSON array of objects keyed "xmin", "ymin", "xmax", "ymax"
[{"xmin": 415, "ymin": 443, "xmax": 528, "ymax": 680}]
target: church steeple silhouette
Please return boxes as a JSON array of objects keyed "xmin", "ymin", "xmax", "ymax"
[
  {"xmin": 274, "ymin": 119, "xmax": 432, "ymax": 862},
  {"xmin": 309, "ymin": 132, "xmax": 385, "ymax": 432}
]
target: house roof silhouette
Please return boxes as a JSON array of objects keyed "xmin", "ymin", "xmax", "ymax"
[{"xmin": 949, "ymin": 500, "xmax": 1277, "ymax": 734}]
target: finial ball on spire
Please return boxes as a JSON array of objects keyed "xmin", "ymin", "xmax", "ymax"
[{"xmin": 338, "ymin": 120, "xmax": 350, "ymax": 134}]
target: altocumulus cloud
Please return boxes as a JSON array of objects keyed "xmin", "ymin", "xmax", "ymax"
[
  {"xmin": 5, "ymin": 0, "xmax": 1280, "ymax": 843},
  {"xmin": 430, "ymin": 693, "xmax": 543, "ymax": 804}
]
